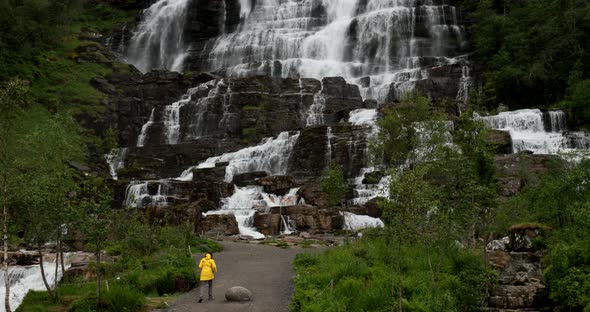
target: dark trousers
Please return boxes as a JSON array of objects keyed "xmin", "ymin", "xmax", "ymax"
[{"xmin": 199, "ymin": 280, "xmax": 213, "ymax": 299}]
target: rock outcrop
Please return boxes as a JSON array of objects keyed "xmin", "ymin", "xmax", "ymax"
[{"xmin": 487, "ymin": 224, "xmax": 551, "ymax": 311}]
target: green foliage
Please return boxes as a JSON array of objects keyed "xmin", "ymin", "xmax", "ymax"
[
  {"xmin": 372, "ymin": 93, "xmax": 445, "ymax": 166},
  {"xmin": 320, "ymin": 162, "xmax": 348, "ymax": 207},
  {"xmin": 472, "ymin": 0, "xmax": 590, "ymax": 121},
  {"xmin": 291, "ymin": 234, "xmax": 486, "ymax": 312},
  {"xmin": 495, "ymin": 160, "xmax": 590, "ymax": 310},
  {"xmin": 69, "ymin": 285, "xmax": 145, "ymax": 312},
  {"xmin": 561, "ymin": 79, "xmax": 590, "ymax": 126}
]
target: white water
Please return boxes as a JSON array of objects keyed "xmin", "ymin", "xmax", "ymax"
[
  {"xmin": 206, "ymin": 0, "xmax": 468, "ymax": 102},
  {"xmin": 0, "ymin": 255, "xmax": 72, "ymax": 312},
  {"xmin": 348, "ymin": 108, "xmax": 378, "ymax": 127},
  {"xmin": 341, "ymin": 211, "xmax": 384, "ymax": 231},
  {"xmin": 105, "ymin": 147, "xmax": 128, "ymax": 180},
  {"xmin": 306, "ymin": 93, "xmax": 326, "ymax": 126},
  {"xmin": 178, "ymin": 131, "xmax": 300, "ymax": 182},
  {"xmin": 480, "ymin": 109, "xmax": 590, "ymax": 155},
  {"xmin": 162, "ymin": 86, "xmax": 202, "ymax": 144},
  {"xmin": 137, "ymin": 108, "xmax": 155, "ymax": 147},
  {"xmin": 126, "ymin": 0, "xmax": 190, "ymax": 72},
  {"xmin": 207, "ymin": 186, "xmax": 302, "ymax": 239},
  {"xmin": 124, "ymin": 180, "xmax": 170, "ymax": 208}
]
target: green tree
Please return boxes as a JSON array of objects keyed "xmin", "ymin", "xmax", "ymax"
[
  {"xmin": 0, "ymin": 78, "xmax": 30, "ymax": 311},
  {"xmin": 320, "ymin": 162, "xmax": 348, "ymax": 208},
  {"xmin": 78, "ymin": 177, "xmax": 114, "ymax": 308}
]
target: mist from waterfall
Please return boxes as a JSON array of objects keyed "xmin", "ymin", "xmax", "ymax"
[{"xmin": 126, "ymin": 0, "xmax": 190, "ymax": 72}]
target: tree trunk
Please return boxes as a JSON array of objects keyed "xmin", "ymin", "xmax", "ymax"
[
  {"xmin": 397, "ymin": 237, "xmax": 402, "ymax": 312},
  {"xmin": 59, "ymin": 226, "xmax": 65, "ymax": 276},
  {"xmin": 54, "ymin": 233, "xmax": 59, "ymax": 284},
  {"xmin": 38, "ymin": 243, "xmax": 55, "ymax": 299},
  {"xmin": 95, "ymin": 244, "xmax": 101, "ymax": 307},
  {"xmin": 3, "ymin": 166, "xmax": 12, "ymax": 312}
]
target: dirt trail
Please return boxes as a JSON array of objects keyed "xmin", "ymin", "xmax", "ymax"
[{"xmin": 164, "ymin": 240, "xmax": 311, "ymax": 312}]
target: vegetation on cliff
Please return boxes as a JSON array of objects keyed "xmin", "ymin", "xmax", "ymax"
[{"xmin": 469, "ymin": 0, "xmax": 590, "ymax": 125}]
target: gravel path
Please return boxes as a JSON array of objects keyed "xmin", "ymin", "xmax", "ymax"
[{"xmin": 164, "ymin": 240, "xmax": 311, "ymax": 312}]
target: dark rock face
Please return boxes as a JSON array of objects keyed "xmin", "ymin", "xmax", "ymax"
[
  {"xmin": 199, "ymin": 214, "xmax": 240, "ymax": 236},
  {"xmin": 487, "ymin": 225, "xmax": 551, "ymax": 311},
  {"xmin": 254, "ymin": 175, "xmax": 295, "ymax": 194},
  {"xmin": 288, "ymin": 124, "xmax": 370, "ymax": 179},
  {"xmin": 488, "ymin": 130, "xmax": 513, "ymax": 154},
  {"xmin": 232, "ymin": 171, "xmax": 268, "ymax": 186},
  {"xmin": 413, "ymin": 64, "xmax": 463, "ymax": 104},
  {"xmin": 494, "ymin": 153, "xmax": 562, "ymax": 198}
]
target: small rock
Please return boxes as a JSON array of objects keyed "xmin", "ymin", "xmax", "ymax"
[
  {"xmin": 225, "ymin": 286, "xmax": 252, "ymax": 302},
  {"xmin": 299, "ymin": 231, "xmax": 311, "ymax": 239}
]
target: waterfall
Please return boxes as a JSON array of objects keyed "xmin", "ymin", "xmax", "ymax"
[
  {"xmin": 306, "ymin": 93, "xmax": 326, "ymax": 126},
  {"xmin": 480, "ymin": 109, "xmax": 578, "ymax": 155},
  {"xmin": 124, "ymin": 180, "xmax": 170, "ymax": 208},
  {"xmin": 456, "ymin": 65, "xmax": 472, "ymax": 104},
  {"xmin": 348, "ymin": 108, "xmax": 378, "ymax": 127},
  {"xmin": 162, "ymin": 86, "xmax": 201, "ymax": 145},
  {"xmin": 178, "ymin": 131, "xmax": 300, "ymax": 182},
  {"xmin": 325, "ymin": 127, "xmax": 333, "ymax": 167},
  {"xmin": 208, "ymin": 185, "xmax": 302, "ymax": 238},
  {"xmin": 105, "ymin": 147, "xmax": 128, "ymax": 180},
  {"xmin": 0, "ymin": 255, "xmax": 73, "ymax": 312},
  {"xmin": 137, "ymin": 108, "xmax": 155, "ymax": 147},
  {"xmin": 204, "ymin": 0, "xmax": 468, "ymax": 102},
  {"xmin": 126, "ymin": 0, "xmax": 190, "ymax": 72}
]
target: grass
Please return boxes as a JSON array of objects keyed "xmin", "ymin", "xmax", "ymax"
[{"xmin": 290, "ymin": 230, "xmax": 487, "ymax": 312}]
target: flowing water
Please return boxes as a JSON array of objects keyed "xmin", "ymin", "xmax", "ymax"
[
  {"xmin": 481, "ymin": 109, "xmax": 590, "ymax": 156},
  {"xmin": 179, "ymin": 131, "xmax": 300, "ymax": 182},
  {"xmin": 341, "ymin": 211, "xmax": 384, "ymax": 231},
  {"xmin": 126, "ymin": 0, "xmax": 191, "ymax": 72},
  {"xmin": 0, "ymin": 255, "xmax": 73, "ymax": 312},
  {"xmin": 204, "ymin": 0, "xmax": 468, "ymax": 102}
]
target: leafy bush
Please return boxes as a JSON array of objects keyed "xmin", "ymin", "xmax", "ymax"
[{"xmin": 69, "ymin": 285, "xmax": 145, "ymax": 312}]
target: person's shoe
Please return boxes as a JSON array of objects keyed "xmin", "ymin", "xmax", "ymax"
[{"xmin": 198, "ymin": 298, "xmax": 203, "ymax": 303}]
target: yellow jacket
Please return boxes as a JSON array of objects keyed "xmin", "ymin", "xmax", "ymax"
[{"xmin": 199, "ymin": 253, "xmax": 217, "ymax": 281}]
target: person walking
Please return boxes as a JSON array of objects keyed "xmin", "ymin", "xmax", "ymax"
[{"xmin": 198, "ymin": 252, "xmax": 217, "ymax": 302}]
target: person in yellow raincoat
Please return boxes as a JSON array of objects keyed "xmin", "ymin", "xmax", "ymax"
[{"xmin": 198, "ymin": 252, "xmax": 217, "ymax": 302}]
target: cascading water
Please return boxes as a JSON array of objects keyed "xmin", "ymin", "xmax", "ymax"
[
  {"xmin": 346, "ymin": 109, "xmax": 390, "ymax": 205},
  {"xmin": 204, "ymin": 0, "xmax": 468, "ymax": 102},
  {"xmin": 124, "ymin": 180, "xmax": 170, "ymax": 208},
  {"xmin": 306, "ymin": 93, "xmax": 326, "ymax": 126},
  {"xmin": 179, "ymin": 131, "xmax": 300, "ymax": 182},
  {"xmin": 137, "ymin": 108, "xmax": 155, "ymax": 147},
  {"xmin": 105, "ymin": 147, "xmax": 128, "ymax": 180},
  {"xmin": 0, "ymin": 255, "xmax": 73, "ymax": 312},
  {"xmin": 208, "ymin": 186, "xmax": 302, "ymax": 238},
  {"xmin": 126, "ymin": 0, "xmax": 190, "ymax": 72},
  {"xmin": 480, "ymin": 109, "xmax": 590, "ymax": 156}
]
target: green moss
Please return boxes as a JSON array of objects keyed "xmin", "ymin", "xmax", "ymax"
[
  {"xmin": 242, "ymin": 105, "xmax": 261, "ymax": 111},
  {"xmin": 242, "ymin": 127, "xmax": 260, "ymax": 143}
]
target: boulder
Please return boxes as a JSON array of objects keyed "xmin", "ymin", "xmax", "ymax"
[{"xmin": 225, "ymin": 286, "xmax": 252, "ymax": 302}]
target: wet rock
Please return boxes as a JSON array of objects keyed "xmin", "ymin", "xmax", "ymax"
[
  {"xmin": 225, "ymin": 286, "xmax": 252, "ymax": 302},
  {"xmin": 488, "ymin": 130, "xmax": 513, "ymax": 154},
  {"xmin": 199, "ymin": 214, "xmax": 239, "ymax": 236},
  {"xmin": 233, "ymin": 171, "xmax": 268, "ymax": 186},
  {"xmin": 254, "ymin": 175, "xmax": 295, "ymax": 194}
]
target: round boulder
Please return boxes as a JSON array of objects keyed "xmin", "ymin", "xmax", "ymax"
[{"xmin": 225, "ymin": 286, "xmax": 252, "ymax": 302}]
